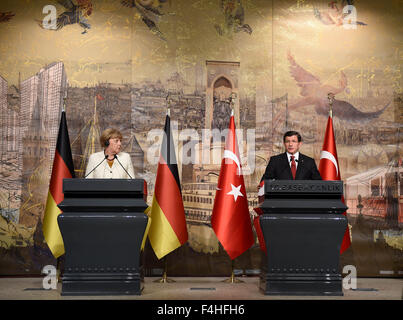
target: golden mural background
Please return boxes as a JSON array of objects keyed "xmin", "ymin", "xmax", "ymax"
[{"xmin": 0, "ymin": 0, "xmax": 402, "ymax": 276}]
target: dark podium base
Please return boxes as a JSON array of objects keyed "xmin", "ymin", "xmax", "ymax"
[
  {"xmin": 259, "ymin": 273, "xmax": 343, "ymax": 296},
  {"xmin": 259, "ymin": 213, "xmax": 347, "ymax": 296},
  {"xmin": 58, "ymin": 212, "xmax": 148, "ymax": 296},
  {"xmin": 61, "ymin": 273, "xmax": 143, "ymax": 296}
]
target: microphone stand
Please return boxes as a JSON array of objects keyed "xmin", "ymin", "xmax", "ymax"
[
  {"xmin": 84, "ymin": 155, "xmax": 108, "ymax": 178},
  {"xmin": 114, "ymin": 154, "xmax": 133, "ymax": 179}
]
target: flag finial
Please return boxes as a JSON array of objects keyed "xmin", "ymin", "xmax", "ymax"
[
  {"xmin": 62, "ymin": 97, "xmax": 66, "ymax": 112},
  {"xmin": 166, "ymin": 93, "xmax": 171, "ymax": 116},
  {"xmin": 327, "ymin": 92, "xmax": 334, "ymax": 118},
  {"xmin": 230, "ymin": 92, "xmax": 237, "ymax": 117},
  {"xmin": 62, "ymin": 89, "xmax": 68, "ymax": 112}
]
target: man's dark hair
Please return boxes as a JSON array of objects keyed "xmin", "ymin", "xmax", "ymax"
[{"xmin": 283, "ymin": 131, "xmax": 302, "ymax": 142}]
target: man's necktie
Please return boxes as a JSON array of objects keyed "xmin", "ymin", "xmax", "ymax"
[{"xmin": 291, "ymin": 155, "xmax": 296, "ymax": 179}]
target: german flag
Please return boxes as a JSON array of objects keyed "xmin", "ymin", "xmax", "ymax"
[
  {"xmin": 148, "ymin": 114, "xmax": 188, "ymax": 259},
  {"xmin": 42, "ymin": 110, "xmax": 75, "ymax": 258}
]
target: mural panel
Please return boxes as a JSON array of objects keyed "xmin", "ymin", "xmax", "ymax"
[{"xmin": 0, "ymin": 0, "xmax": 401, "ymax": 277}]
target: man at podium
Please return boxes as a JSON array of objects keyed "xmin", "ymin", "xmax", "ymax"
[
  {"xmin": 257, "ymin": 131, "xmax": 347, "ymax": 297},
  {"xmin": 85, "ymin": 128, "xmax": 135, "ymax": 179},
  {"xmin": 261, "ymin": 130, "xmax": 322, "ymax": 182}
]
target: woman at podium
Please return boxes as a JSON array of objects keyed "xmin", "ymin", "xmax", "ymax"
[{"xmin": 85, "ymin": 128, "xmax": 135, "ymax": 179}]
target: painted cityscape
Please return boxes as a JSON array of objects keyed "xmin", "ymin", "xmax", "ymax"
[{"xmin": 0, "ymin": 0, "xmax": 402, "ymax": 276}]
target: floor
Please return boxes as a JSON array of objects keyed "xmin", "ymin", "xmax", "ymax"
[{"xmin": 0, "ymin": 276, "xmax": 401, "ymax": 300}]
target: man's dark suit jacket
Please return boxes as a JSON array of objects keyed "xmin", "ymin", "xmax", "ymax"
[{"xmin": 261, "ymin": 152, "xmax": 322, "ymax": 181}]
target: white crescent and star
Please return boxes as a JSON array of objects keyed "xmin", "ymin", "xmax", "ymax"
[
  {"xmin": 320, "ymin": 150, "xmax": 339, "ymax": 176},
  {"xmin": 223, "ymin": 149, "xmax": 242, "ymax": 175},
  {"xmin": 227, "ymin": 183, "xmax": 244, "ymax": 202},
  {"xmin": 216, "ymin": 145, "xmax": 244, "ymax": 201}
]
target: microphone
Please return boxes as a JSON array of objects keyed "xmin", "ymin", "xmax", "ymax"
[
  {"xmin": 114, "ymin": 154, "xmax": 133, "ymax": 179},
  {"xmin": 84, "ymin": 155, "xmax": 108, "ymax": 178}
]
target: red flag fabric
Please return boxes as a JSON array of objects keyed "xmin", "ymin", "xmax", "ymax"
[
  {"xmin": 253, "ymin": 180, "xmax": 266, "ymax": 252},
  {"xmin": 319, "ymin": 115, "xmax": 351, "ymax": 254},
  {"xmin": 253, "ymin": 207, "xmax": 266, "ymax": 253},
  {"xmin": 211, "ymin": 113, "xmax": 254, "ymax": 260},
  {"xmin": 257, "ymin": 180, "xmax": 265, "ymax": 204}
]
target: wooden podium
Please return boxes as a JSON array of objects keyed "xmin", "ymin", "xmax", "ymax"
[
  {"xmin": 57, "ymin": 179, "xmax": 148, "ymax": 296},
  {"xmin": 259, "ymin": 180, "xmax": 348, "ymax": 296}
]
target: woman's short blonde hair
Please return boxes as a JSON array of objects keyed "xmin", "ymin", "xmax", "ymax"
[{"xmin": 100, "ymin": 128, "xmax": 123, "ymax": 148}]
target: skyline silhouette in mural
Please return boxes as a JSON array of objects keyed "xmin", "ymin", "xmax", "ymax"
[
  {"xmin": 314, "ymin": 0, "xmax": 367, "ymax": 27},
  {"xmin": 287, "ymin": 52, "xmax": 388, "ymax": 121},
  {"xmin": 121, "ymin": 0, "xmax": 169, "ymax": 41},
  {"xmin": 215, "ymin": 0, "xmax": 252, "ymax": 37},
  {"xmin": 37, "ymin": 0, "xmax": 93, "ymax": 34}
]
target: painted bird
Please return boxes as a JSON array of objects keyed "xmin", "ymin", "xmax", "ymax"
[
  {"xmin": 0, "ymin": 11, "xmax": 15, "ymax": 23},
  {"xmin": 215, "ymin": 0, "xmax": 252, "ymax": 37},
  {"xmin": 38, "ymin": 0, "xmax": 92, "ymax": 34},
  {"xmin": 121, "ymin": 0, "xmax": 167, "ymax": 41},
  {"xmin": 287, "ymin": 52, "xmax": 389, "ymax": 122}
]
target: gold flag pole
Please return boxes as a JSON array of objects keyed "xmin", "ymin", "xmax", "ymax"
[
  {"xmin": 154, "ymin": 256, "xmax": 175, "ymax": 283},
  {"xmin": 222, "ymin": 259, "xmax": 244, "ymax": 283}
]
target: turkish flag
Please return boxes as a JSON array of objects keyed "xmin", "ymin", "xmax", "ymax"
[
  {"xmin": 319, "ymin": 115, "xmax": 351, "ymax": 254},
  {"xmin": 211, "ymin": 113, "xmax": 254, "ymax": 260},
  {"xmin": 253, "ymin": 180, "xmax": 266, "ymax": 252},
  {"xmin": 253, "ymin": 207, "xmax": 266, "ymax": 253}
]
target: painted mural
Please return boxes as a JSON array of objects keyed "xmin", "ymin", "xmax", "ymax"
[{"xmin": 0, "ymin": 0, "xmax": 402, "ymax": 277}]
